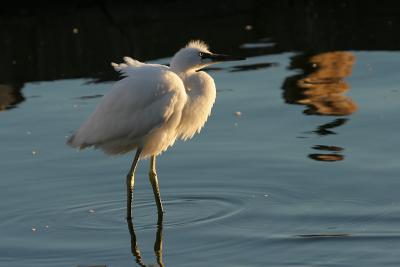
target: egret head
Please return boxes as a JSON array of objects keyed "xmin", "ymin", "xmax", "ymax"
[{"xmin": 170, "ymin": 40, "xmax": 245, "ymax": 73}]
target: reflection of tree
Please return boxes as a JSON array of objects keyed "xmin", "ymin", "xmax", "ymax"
[
  {"xmin": 312, "ymin": 118, "xmax": 348, "ymax": 136},
  {"xmin": 309, "ymin": 144, "xmax": 345, "ymax": 162},
  {"xmin": 282, "ymin": 52, "xmax": 357, "ymax": 162},
  {"xmin": 0, "ymin": 83, "xmax": 24, "ymax": 111},
  {"xmin": 308, "ymin": 153, "xmax": 344, "ymax": 162},
  {"xmin": 283, "ymin": 52, "xmax": 357, "ymax": 116}
]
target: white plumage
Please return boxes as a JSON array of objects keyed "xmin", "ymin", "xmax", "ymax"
[
  {"xmin": 67, "ymin": 40, "xmax": 245, "ymax": 218},
  {"xmin": 67, "ymin": 40, "xmax": 226, "ymax": 158}
]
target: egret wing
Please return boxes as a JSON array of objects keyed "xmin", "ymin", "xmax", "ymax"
[{"xmin": 68, "ymin": 65, "xmax": 186, "ymax": 153}]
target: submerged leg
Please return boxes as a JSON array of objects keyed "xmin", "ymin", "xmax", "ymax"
[
  {"xmin": 149, "ymin": 155, "xmax": 164, "ymax": 217},
  {"xmin": 154, "ymin": 214, "xmax": 164, "ymax": 267},
  {"xmin": 126, "ymin": 148, "xmax": 142, "ymax": 220}
]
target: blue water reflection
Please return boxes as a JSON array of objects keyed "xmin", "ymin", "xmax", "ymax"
[{"xmin": 2, "ymin": 49, "xmax": 400, "ymax": 266}]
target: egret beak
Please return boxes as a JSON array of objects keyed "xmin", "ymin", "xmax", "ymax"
[{"xmin": 202, "ymin": 53, "xmax": 246, "ymax": 62}]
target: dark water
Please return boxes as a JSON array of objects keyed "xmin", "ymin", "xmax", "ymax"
[{"xmin": 2, "ymin": 2, "xmax": 400, "ymax": 267}]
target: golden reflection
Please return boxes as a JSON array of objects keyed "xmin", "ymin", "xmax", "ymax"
[
  {"xmin": 127, "ymin": 216, "xmax": 164, "ymax": 267},
  {"xmin": 308, "ymin": 153, "xmax": 344, "ymax": 162},
  {"xmin": 283, "ymin": 51, "xmax": 357, "ymax": 116},
  {"xmin": 283, "ymin": 52, "xmax": 357, "ymax": 162}
]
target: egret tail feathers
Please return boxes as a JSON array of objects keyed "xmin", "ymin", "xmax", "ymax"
[
  {"xmin": 66, "ymin": 134, "xmax": 90, "ymax": 150},
  {"xmin": 111, "ymin": 57, "xmax": 145, "ymax": 75}
]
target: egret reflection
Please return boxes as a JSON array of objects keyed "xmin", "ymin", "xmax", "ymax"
[
  {"xmin": 127, "ymin": 216, "xmax": 164, "ymax": 267},
  {"xmin": 282, "ymin": 52, "xmax": 357, "ymax": 162}
]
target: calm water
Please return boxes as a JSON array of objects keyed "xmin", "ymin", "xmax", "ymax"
[
  {"xmin": 2, "ymin": 3, "xmax": 400, "ymax": 264},
  {"xmin": 1, "ymin": 48, "xmax": 400, "ymax": 266}
]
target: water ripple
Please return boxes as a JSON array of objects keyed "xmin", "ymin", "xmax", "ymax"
[{"xmin": 9, "ymin": 191, "xmax": 249, "ymax": 233}]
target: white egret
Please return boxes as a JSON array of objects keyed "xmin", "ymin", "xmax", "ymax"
[{"xmin": 67, "ymin": 40, "xmax": 245, "ymax": 219}]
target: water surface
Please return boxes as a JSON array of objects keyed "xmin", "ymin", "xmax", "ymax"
[
  {"xmin": 2, "ymin": 3, "xmax": 400, "ymax": 266},
  {"xmin": 1, "ymin": 50, "xmax": 400, "ymax": 266}
]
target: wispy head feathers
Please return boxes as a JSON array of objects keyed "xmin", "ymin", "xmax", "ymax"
[{"xmin": 186, "ymin": 40, "xmax": 210, "ymax": 51}]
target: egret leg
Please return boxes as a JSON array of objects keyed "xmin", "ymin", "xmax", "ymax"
[
  {"xmin": 126, "ymin": 148, "xmax": 142, "ymax": 220},
  {"xmin": 149, "ymin": 156, "xmax": 164, "ymax": 217}
]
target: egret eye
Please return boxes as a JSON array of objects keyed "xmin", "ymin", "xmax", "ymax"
[{"xmin": 199, "ymin": 52, "xmax": 204, "ymax": 57}]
